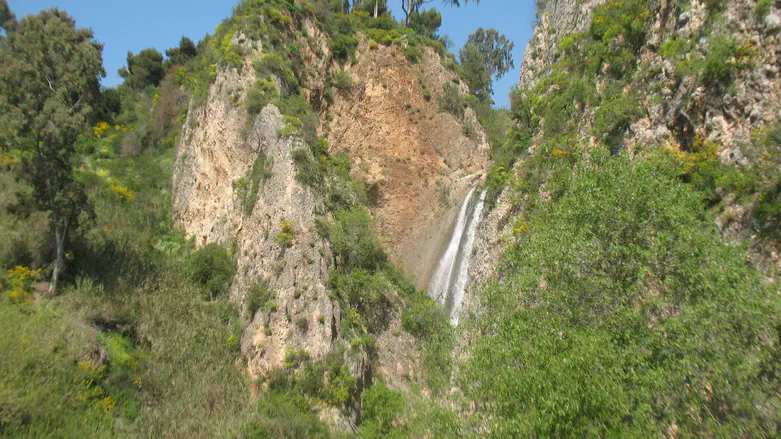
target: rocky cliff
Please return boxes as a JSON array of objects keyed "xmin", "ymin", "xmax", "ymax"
[{"xmin": 171, "ymin": 13, "xmax": 487, "ymax": 378}]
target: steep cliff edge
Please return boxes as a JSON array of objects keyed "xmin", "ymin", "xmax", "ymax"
[{"xmin": 171, "ymin": 4, "xmax": 487, "ymax": 382}]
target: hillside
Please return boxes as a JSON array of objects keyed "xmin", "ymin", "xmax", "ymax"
[{"xmin": 2, "ymin": 0, "xmax": 781, "ymax": 438}]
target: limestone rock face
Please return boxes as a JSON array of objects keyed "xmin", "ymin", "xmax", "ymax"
[
  {"xmin": 173, "ymin": 65, "xmax": 338, "ymax": 376},
  {"xmin": 172, "ymin": 29, "xmax": 489, "ymax": 378}
]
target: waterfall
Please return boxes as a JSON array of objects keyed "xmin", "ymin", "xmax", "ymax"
[{"xmin": 428, "ymin": 186, "xmax": 486, "ymax": 325}]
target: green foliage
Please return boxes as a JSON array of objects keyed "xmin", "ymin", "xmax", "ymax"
[
  {"xmin": 701, "ymin": 35, "xmax": 756, "ymax": 86},
  {"xmin": 119, "ymin": 48, "xmax": 165, "ymax": 90},
  {"xmin": 756, "ymin": 179, "xmax": 781, "ymax": 240},
  {"xmin": 235, "ymin": 154, "xmax": 273, "ymax": 217},
  {"xmin": 246, "ymin": 79, "xmax": 277, "ymax": 115},
  {"xmin": 459, "ymin": 28, "xmax": 515, "ymax": 103},
  {"xmin": 590, "ymin": 0, "xmax": 649, "ymax": 51},
  {"xmin": 331, "ymin": 68, "xmax": 353, "ymax": 90},
  {"xmin": 359, "ymin": 383, "xmax": 405, "ymax": 438},
  {"xmin": 328, "ymin": 33, "xmax": 358, "ymax": 61},
  {"xmin": 756, "ymin": 0, "xmax": 773, "ymax": 19},
  {"xmin": 438, "ymin": 83, "xmax": 465, "ymax": 119},
  {"xmin": 408, "ymin": 8, "xmax": 442, "ymax": 39},
  {"xmin": 247, "ymin": 278, "xmax": 273, "ymax": 317},
  {"xmin": 0, "ymin": 296, "xmax": 141, "ymax": 437},
  {"xmin": 274, "ymin": 217, "xmax": 296, "ymax": 248},
  {"xmin": 0, "ymin": 7, "xmax": 103, "ymax": 293},
  {"xmin": 462, "ymin": 152, "xmax": 781, "ymax": 437},
  {"xmin": 241, "ymin": 391, "xmax": 332, "ymax": 438},
  {"xmin": 330, "ymin": 268, "xmax": 394, "ymax": 333},
  {"xmin": 592, "ymin": 89, "xmax": 646, "ymax": 154},
  {"xmin": 186, "ymin": 243, "xmax": 234, "ymax": 299},
  {"xmin": 328, "ymin": 208, "xmax": 386, "ymax": 271},
  {"xmin": 164, "ymin": 36, "xmax": 198, "ymax": 68}
]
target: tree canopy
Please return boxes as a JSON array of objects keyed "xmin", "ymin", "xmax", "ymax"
[
  {"xmin": 119, "ymin": 48, "xmax": 165, "ymax": 90},
  {"xmin": 459, "ymin": 27, "xmax": 514, "ymax": 103},
  {"xmin": 165, "ymin": 36, "xmax": 198, "ymax": 68},
  {"xmin": 0, "ymin": 6, "xmax": 104, "ymax": 293}
]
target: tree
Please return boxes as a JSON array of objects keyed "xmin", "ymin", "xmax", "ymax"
[
  {"xmin": 459, "ymin": 28, "xmax": 514, "ymax": 103},
  {"xmin": 118, "ymin": 48, "xmax": 164, "ymax": 90},
  {"xmin": 401, "ymin": 0, "xmax": 478, "ymax": 25},
  {"xmin": 0, "ymin": 7, "xmax": 104, "ymax": 294},
  {"xmin": 409, "ymin": 8, "xmax": 442, "ymax": 38},
  {"xmin": 353, "ymin": 0, "xmax": 388, "ymax": 17},
  {"xmin": 164, "ymin": 36, "xmax": 197, "ymax": 68}
]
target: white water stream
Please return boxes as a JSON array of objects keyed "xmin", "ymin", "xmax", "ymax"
[{"xmin": 427, "ymin": 186, "xmax": 486, "ymax": 325}]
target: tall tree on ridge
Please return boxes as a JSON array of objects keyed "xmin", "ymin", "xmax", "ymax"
[
  {"xmin": 0, "ymin": 5, "xmax": 104, "ymax": 294},
  {"xmin": 460, "ymin": 27, "xmax": 514, "ymax": 103}
]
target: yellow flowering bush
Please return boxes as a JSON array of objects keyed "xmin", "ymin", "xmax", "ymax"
[
  {"xmin": 4, "ymin": 265, "xmax": 41, "ymax": 303},
  {"xmin": 110, "ymin": 184, "xmax": 135, "ymax": 202},
  {"xmin": 93, "ymin": 121, "xmax": 110, "ymax": 138}
]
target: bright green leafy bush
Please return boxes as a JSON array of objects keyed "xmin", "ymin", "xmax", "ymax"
[
  {"xmin": 186, "ymin": 243, "xmax": 234, "ymax": 299},
  {"xmin": 462, "ymin": 152, "xmax": 781, "ymax": 437},
  {"xmin": 328, "ymin": 208, "xmax": 386, "ymax": 271}
]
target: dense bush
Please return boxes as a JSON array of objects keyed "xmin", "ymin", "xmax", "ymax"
[
  {"xmin": 328, "ymin": 33, "xmax": 358, "ymax": 61},
  {"xmin": 359, "ymin": 383, "xmax": 405, "ymax": 438},
  {"xmin": 331, "ymin": 68, "xmax": 353, "ymax": 90},
  {"xmin": 330, "ymin": 268, "xmax": 394, "ymax": 333},
  {"xmin": 463, "ymin": 152, "xmax": 781, "ymax": 437},
  {"xmin": 438, "ymin": 83, "xmax": 465, "ymax": 119},
  {"xmin": 328, "ymin": 208, "xmax": 386, "ymax": 271},
  {"xmin": 186, "ymin": 243, "xmax": 234, "ymax": 299}
]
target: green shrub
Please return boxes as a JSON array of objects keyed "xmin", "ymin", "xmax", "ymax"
[
  {"xmin": 330, "ymin": 268, "xmax": 394, "ymax": 333},
  {"xmin": 331, "ymin": 68, "xmax": 353, "ymax": 90},
  {"xmin": 328, "ymin": 208, "xmax": 386, "ymax": 271},
  {"xmin": 274, "ymin": 218, "xmax": 296, "ymax": 248},
  {"xmin": 244, "ymin": 154, "xmax": 273, "ymax": 216},
  {"xmin": 756, "ymin": 0, "xmax": 772, "ymax": 19},
  {"xmin": 242, "ymin": 391, "xmax": 332, "ymax": 439},
  {"xmin": 246, "ymin": 79, "xmax": 277, "ymax": 115},
  {"xmin": 462, "ymin": 153, "xmax": 781, "ymax": 437},
  {"xmin": 359, "ymin": 383, "xmax": 405, "ymax": 438},
  {"xmin": 592, "ymin": 91, "xmax": 645, "ymax": 154},
  {"xmin": 294, "ymin": 316, "xmax": 309, "ymax": 332},
  {"xmin": 701, "ymin": 36, "xmax": 756, "ymax": 86},
  {"xmin": 186, "ymin": 243, "xmax": 234, "ymax": 299},
  {"xmin": 403, "ymin": 45, "xmax": 420, "ymax": 63},
  {"xmin": 247, "ymin": 279, "xmax": 273, "ymax": 317},
  {"xmin": 328, "ymin": 34, "xmax": 358, "ymax": 61},
  {"xmin": 438, "ymin": 83, "xmax": 465, "ymax": 119},
  {"xmin": 756, "ymin": 179, "xmax": 781, "ymax": 240}
]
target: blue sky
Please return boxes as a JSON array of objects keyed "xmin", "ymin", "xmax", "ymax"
[{"xmin": 9, "ymin": 0, "xmax": 536, "ymax": 107}]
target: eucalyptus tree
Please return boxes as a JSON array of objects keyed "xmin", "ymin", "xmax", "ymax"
[
  {"xmin": 0, "ymin": 5, "xmax": 104, "ymax": 293},
  {"xmin": 401, "ymin": 0, "xmax": 479, "ymax": 25},
  {"xmin": 460, "ymin": 27, "xmax": 514, "ymax": 103}
]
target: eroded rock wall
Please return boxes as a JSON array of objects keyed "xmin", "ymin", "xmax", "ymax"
[{"xmin": 326, "ymin": 41, "xmax": 490, "ymax": 289}]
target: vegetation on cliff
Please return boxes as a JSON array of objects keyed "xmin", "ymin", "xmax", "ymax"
[{"xmin": 465, "ymin": 0, "xmax": 781, "ymax": 436}]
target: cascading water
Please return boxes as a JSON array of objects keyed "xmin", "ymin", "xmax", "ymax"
[{"xmin": 428, "ymin": 186, "xmax": 486, "ymax": 325}]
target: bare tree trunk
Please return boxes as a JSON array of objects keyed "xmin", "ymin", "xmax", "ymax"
[
  {"xmin": 48, "ymin": 216, "xmax": 68, "ymax": 295},
  {"xmin": 374, "ymin": 0, "xmax": 378, "ymax": 17}
]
